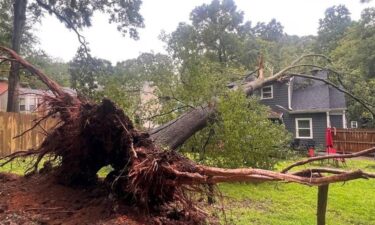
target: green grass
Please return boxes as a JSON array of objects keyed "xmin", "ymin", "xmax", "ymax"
[
  {"xmin": 1, "ymin": 157, "xmax": 374, "ymax": 225},
  {"xmin": 0, "ymin": 158, "xmax": 36, "ymax": 175},
  {"xmin": 215, "ymin": 158, "xmax": 375, "ymax": 225},
  {"xmin": 0, "ymin": 158, "xmax": 114, "ymax": 177}
]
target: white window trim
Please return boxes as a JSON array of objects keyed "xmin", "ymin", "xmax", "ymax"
[
  {"xmin": 261, "ymin": 85, "xmax": 273, "ymax": 99},
  {"xmin": 295, "ymin": 118, "xmax": 313, "ymax": 139},
  {"xmin": 351, "ymin": 121, "xmax": 358, "ymax": 129}
]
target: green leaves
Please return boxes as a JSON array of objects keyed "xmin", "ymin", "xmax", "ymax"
[
  {"xmin": 69, "ymin": 46, "xmax": 114, "ymax": 97},
  {"xmin": 317, "ymin": 5, "xmax": 352, "ymax": 53},
  {"xmin": 34, "ymin": 0, "xmax": 144, "ymax": 39},
  {"xmin": 330, "ymin": 7, "xmax": 375, "ymax": 126},
  {"xmin": 165, "ymin": 0, "xmax": 258, "ymax": 69},
  {"xmin": 181, "ymin": 91, "xmax": 291, "ymax": 169},
  {"xmin": 214, "ymin": 91, "xmax": 291, "ymax": 168}
]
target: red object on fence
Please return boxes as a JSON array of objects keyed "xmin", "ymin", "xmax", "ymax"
[{"xmin": 326, "ymin": 128, "xmax": 333, "ymax": 148}]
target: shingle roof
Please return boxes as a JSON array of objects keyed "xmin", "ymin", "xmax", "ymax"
[
  {"xmin": 19, "ymin": 88, "xmax": 48, "ymax": 96},
  {"xmin": 0, "ymin": 78, "xmax": 77, "ymax": 100},
  {"xmin": 291, "ymin": 70, "xmax": 346, "ymax": 111},
  {"xmin": 18, "ymin": 87, "xmax": 76, "ymax": 97}
]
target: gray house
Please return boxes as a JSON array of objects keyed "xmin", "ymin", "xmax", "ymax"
[{"xmin": 257, "ymin": 70, "xmax": 347, "ymax": 149}]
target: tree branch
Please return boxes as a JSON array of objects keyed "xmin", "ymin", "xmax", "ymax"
[
  {"xmin": 281, "ymin": 146, "xmax": 375, "ymax": 173},
  {"xmin": 35, "ymin": 0, "xmax": 90, "ymax": 55}
]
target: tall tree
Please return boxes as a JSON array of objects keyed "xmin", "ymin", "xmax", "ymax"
[
  {"xmin": 6, "ymin": 0, "xmax": 144, "ymax": 112},
  {"xmin": 0, "ymin": 0, "xmax": 13, "ymax": 46},
  {"xmin": 253, "ymin": 18, "xmax": 284, "ymax": 42},
  {"xmin": 165, "ymin": 0, "xmax": 258, "ymax": 68},
  {"xmin": 7, "ymin": 0, "xmax": 27, "ymax": 112},
  {"xmin": 190, "ymin": 0, "xmax": 244, "ymax": 64},
  {"xmin": 69, "ymin": 47, "xmax": 114, "ymax": 97},
  {"xmin": 331, "ymin": 7, "xmax": 375, "ymax": 126},
  {"xmin": 317, "ymin": 5, "xmax": 352, "ymax": 53}
]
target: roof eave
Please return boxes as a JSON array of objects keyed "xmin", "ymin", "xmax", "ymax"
[{"xmin": 289, "ymin": 108, "xmax": 347, "ymax": 114}]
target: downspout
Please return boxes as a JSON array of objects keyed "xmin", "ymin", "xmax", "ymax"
[
  {"xmin": 326, "ymin": 111, "xmax": 331, "ymax": 128},
  {"xmin": 288, "ymin": 78, "xmax": 293, "ymax": 110},
  {"xmin": 342, "ymin": 110, "xmax": 347, "ymax": 129}
]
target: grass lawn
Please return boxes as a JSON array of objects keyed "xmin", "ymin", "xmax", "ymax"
[
  {"xmin": 1, "ymin": 157, "xmax": 374, "ymax": 224},
  {"xmin": 215, "ymin": 158, "xmax": 375, "ymax": 225}
]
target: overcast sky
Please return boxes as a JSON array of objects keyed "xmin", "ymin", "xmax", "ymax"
[{"xmin": 34, "ymin": 0, "xmax": 375, "ymax": 64}]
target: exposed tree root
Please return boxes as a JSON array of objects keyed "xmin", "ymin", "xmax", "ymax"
[{"xmin": 1, "ymin": 46, "xmax": 375, "ymax": 224}]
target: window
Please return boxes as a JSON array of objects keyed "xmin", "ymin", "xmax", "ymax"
[
  {"xmin": 351, "ymin": 121, "xmax": 358, "ymax": 129},
  {"xmin": 29, "ymin": 98, "xmax": 37, "ymax": 112},
  {"xmin": 19, "ymin": 98, "xmax": 26, "ymax": 111},
  {"xmin": 261, "ymin": 85, "xmax": 273, "ymax": 99},
  {"xmin": 296, "ymin": 118, "xmax": 313, "ymax": 138}
]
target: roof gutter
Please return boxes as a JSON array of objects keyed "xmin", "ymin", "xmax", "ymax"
[{"xmin": 288, "ymin": 108, "xmax": 347, "ymax": 114}]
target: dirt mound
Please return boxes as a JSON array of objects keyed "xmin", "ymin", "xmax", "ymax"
[{"xmin": 0, "ymin": 172, "xmax": 148, "ymax": 225}]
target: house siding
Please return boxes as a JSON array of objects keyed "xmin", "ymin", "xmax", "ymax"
[
  {"xmin": 258, "ymin": 82, "xmax": 289, "ymax": 110},
  {"xmin": 284, "ymin": 112, "xmax": 327, "ymax": 149},
  {"xmin": 330, "ymin": 115, "xmax": 343, "ymax": 128},
  {"xmin": 252, "ymin": 74, "xmax": 347, "ymax": 150}
]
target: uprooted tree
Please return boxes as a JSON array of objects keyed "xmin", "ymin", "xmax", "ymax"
[{"xmin": 1, "ymin": 46, "xmax": 375, "ymax": 225}]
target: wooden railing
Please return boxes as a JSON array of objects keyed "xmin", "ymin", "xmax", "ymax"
[
  {"xmin": 332, "ymin": 128, "xmax": 375, "ymax": 153},
  {"xmin": 0, "ymin": 112, "xmax": 58, "ymax": 157}
]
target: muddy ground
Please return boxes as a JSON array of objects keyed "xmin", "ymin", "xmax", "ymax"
[{"xmin": 0, "ymin": 172, "xmax": 150, "ymax": 225}]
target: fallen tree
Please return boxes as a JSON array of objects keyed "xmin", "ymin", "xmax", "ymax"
[
  {"xmin": 150, "ymin": 55, "xmax": 375, "ymax": 150},
  {"xmin": 0, "ymin": 46, "xmax": 375, "ymax": 225}
]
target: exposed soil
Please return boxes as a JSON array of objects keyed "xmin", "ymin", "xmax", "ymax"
[{"xmin": 0, "ymin": 172, "xmax": 149, "ymax": 225}]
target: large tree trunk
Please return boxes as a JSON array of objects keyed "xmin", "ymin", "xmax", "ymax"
[
  {"xmin": 149, "ymin": 54, "xmax": 325, "ymax": 149},
  {"xmin": 7, "ymin": 0, "xmax": 27, "ymax": 112},
  {"xmin": 150, "ymin": 105, "xmax": 216, "ymax": 150},
  {"xmin": 149, "ymin": 79, "xmax": 266, "ymax": 149}
]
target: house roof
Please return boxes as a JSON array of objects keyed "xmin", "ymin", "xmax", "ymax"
[
  {"xmin": 291, "ymin": 70, "xmax": 346, "ymax": 112},
  {"xmin": 19, "ymin": 87, "xmax": 48, "ymax": 96},
  {"xmin": 19, "ymin": 87, "xmax": 76, "ymax": 97}
]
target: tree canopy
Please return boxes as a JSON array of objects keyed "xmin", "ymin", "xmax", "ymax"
[
  {"xmin": 317, "ymin": 5, "xmax": 352, "ymax": 53},
  {"xmin": 5, "ymin": 0, "xmax": 145, "ymax": 112}
]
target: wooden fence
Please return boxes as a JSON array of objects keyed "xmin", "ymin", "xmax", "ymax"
[
  {"xmin": 0, "ymin": 112, "xmax": 58, "ymax": 157},
  {"xmin": 332, "ymin": 128, "xmax": 375, "ymax": 153}
]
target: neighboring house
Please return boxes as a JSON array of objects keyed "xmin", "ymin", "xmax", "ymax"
[
  {"xmin": 256, "ymin": 69, "xmax": 347, "ymax": 149},
  {"xmin": 0, "ymin": 79, "xmax": 75, "ymax": 114},
  {"xmin": 0, "ymin": 79, "xmax": 8, "ymax": 111},
  {"xmin": 139, "ymin": 81, "xmax": 160, "ymax": 129},
  {"xmin": 18, "ymin": 88, "xmax": 46, "ymax": 113}
]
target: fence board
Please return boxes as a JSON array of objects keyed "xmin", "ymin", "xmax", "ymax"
[
  {"xmin": 0, "ymin": 112, "xmax": 58, "ymax": 157},
  {"xmin": 332, "ymin": 129, "xmax": 375, "ymax": 153}
]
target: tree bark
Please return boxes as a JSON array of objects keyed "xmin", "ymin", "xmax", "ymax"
[
  {"xmin": 150, "ymin": 105, "xmax": 216, "ymax": 150},
  {"xmin": 149, "ymin": 54, "xmax": 335, "ymax": 150},
  {"xmin": 7, "ymin": 0, "xmax": 27, "ymax": 112},
  {"xmin": 317, "ymin": 184, "xmax": 329, "ymax": 225},
  {"xmin": 149, "ymin": 78, "xmax": 267, "ymax": 149}
]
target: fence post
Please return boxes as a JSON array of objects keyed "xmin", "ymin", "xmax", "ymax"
[{"xmin": 317, "ymin": 184, "xmax": 329, "ymax": 225}]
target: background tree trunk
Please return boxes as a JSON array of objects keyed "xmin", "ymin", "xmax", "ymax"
[{"xmin": 7, "ymin": 0, "xmax": 27, "ymax": 112}]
